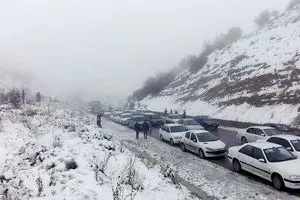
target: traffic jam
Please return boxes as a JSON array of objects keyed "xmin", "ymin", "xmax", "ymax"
[{"xmin": 104, "ymin": 109, "xmax": 300, "ymax": 191}]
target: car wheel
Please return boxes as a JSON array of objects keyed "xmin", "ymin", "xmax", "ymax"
[
  {"xmin": 241, "ymin": 137, "xmax": 248, "ymax": 144},
  {"xmin": 181, "ymin": 143, "xmax": 186, "ymax": 152},
  {"xmin": 199, "ymin": 149, "xmax": 205, "ymax": 159},
  {"xmin": 272, "ymin": 174, "xmax": 284, "ymax": 190},
  {"xmin": 160, "ymin": 135, "xmax": 164, "ymax": 141},
  {"xmin": 170, "ymin": 139, "xmax": 175, "ymax": 146},
  {"xmin": 232, "ymin": 159, "xmax": 241, "ymax": 172}
]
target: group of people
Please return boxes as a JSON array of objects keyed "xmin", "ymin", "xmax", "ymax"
[{"xmin": 134, "ymin": 120, "xmax": 151, "ymax": 139}]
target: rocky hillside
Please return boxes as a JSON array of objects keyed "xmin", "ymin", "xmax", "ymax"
[{"xmin": 140, "ymin": 5, "xmax": 300, "ymax": 125}]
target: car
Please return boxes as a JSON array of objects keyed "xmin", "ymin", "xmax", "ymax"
[
  {"xmin": 164, "ymin": 114, "xmax": 182, "ymax": 124},
  {"xmin": 119, "ymin": 113, "xmax": 132, "ymax": 125},
  {"xmin": 227, "ymin": 142, "xmax": 300, "ymax": 190},
  {"xmin": 259, "ymin": 135, "xmax": 300, "ymax": 157},
  {"xmin": 159, "ymin": 124, "xmax": 187, "ymax": 146},
  {"xmin": 263, "ymin": 123, "xmax": 296, "ymax": 135},
  {"xmin": 178, "ymin": 118, "xmax": 204, "ymax": 130},
  {"xmin": 144, "ymin": 113, "xmax": 164, "ymax": 127},
  {"xmin": 180, "ymin": 130, "xmax": 227, "ymax": 158},
  {"xmin": 194, "ymin": 115, "xmax": 219, "ymax": 130},
  {"xmin": 236, "ymin": 126, "xmax": 282, "ymax": 144},
  {"xmin": 128, "ymin": 115, "xmax": 145, "ymax": 129}
]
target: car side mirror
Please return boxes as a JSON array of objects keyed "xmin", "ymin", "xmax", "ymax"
[
  {"xmin": 286, "ymin": 147, "xmax": 293, "ymax": 151},
  {"xmin": 186, "ymin": 128, "xmax": 189, "ymax": 131},
  {"xmin": 261, "ymin": 134, "xmax": 265, "ymax": 136},
  {"xmin": 258, "ymin": 158, "xmax": 266, "ymax": 163},
  {"xmin": 192, "ymin": 139, "xmax": 197, "ymax": 143}
]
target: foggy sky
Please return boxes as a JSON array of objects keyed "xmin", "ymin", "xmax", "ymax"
[{"xmin": 0, "ymin": 0, "xmax": 289, "ymax": 103}]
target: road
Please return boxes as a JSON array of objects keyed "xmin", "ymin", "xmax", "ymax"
[{"xmin": 103, "ymin": 119, "xmax": 300, "ymax": 198}]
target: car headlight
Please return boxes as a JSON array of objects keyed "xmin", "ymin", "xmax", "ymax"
[{"xmin": 289, "ymin": 175, "xmax": 300, "ymax": 180}]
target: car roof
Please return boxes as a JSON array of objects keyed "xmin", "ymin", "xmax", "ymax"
[
  {"xmin": 165, "ymin": 123, "xmax": 184, "ymax": 127},
  {"xmin": 245, "ymin": 142, "xmax": 282, "ymax": 149},
  {"xmin": 248, "ymin": 126, "xmax": 275, "ymax": 129},
  {"xmin": 268, "ymin": 134, "xmax": 300, "ymax": 140},
  {"xmin": 190, "ymin": 130, "xmax": 210, "ymax": 134}
]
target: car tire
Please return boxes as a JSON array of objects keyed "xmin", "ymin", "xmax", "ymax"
[
  {"xmin": 170, "ymin": 139, "xmax": 175, "ymax": 146},
  {"xmin": 241, "ymin": 137, "xmax": 248, "ymax": 144},
  {"xmin": 199, "ymin": 149, "xmax": 205, "ymax": 159},
  {"xmin": 160, "ymin": 135, "xmax": 164, "ymax": 141},
  {"xmin": 232, "ymin": 159, "xmax": 241, "ymax": 172},
  {"xmin": 272, "ymin": 174, "xmax": 284, "ymax": 190},
  {"xmin": 181, "ymin": 143, "xmax": 186, "ymax": 152}
]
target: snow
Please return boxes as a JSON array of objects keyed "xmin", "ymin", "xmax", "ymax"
[
  {"xmin": 0, "ymin": 101, "xmax": 195, "ymax": 200},
  {"xmin": 141, "ymin": 7, "xmax": 300, "ymax": 126}
]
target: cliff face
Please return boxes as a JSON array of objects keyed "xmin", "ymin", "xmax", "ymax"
[{"xmin": 141, "ymin": 6, "xmax": 300, "ymax": 125}]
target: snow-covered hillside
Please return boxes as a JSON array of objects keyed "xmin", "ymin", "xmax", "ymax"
[
  {"xmin": 141, "ymin": 6, "xmax": 300, "ymax": 125},
  {"xmin": 0, "ymin": 101, "xmax": 195, "ymax": 200}
]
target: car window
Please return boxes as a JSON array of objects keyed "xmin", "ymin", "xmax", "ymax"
[
  {"xmin": 170, "ymin": 126, "xmax": 186, "ymax": 132},
  {"xmin": 166, "ymin": 127, "xmax": 170, "ymax": 133},
  {"xmin": 185, "ymin": 120, "xmax": 198, "ymax": 125},
  {"xmin": 253, "ymin": 147, "xmax": 265, "ymax": 160},
  {"xmin": 246, "ymin": 128, "xmax": 254, "ymax": 134},
  {"xmin": 264, "ymin": 147, "xmax": 297, "ymax": 163},
  {"xmin": 263, "ymin": 129, "xmax": 281, "ymax": 136},
  {"xmin": 255, "ymin": 128, "xmax": 264, "ymax": 136},
  {"xmin": 275, "ymin": 138, "xmax": 293, "ymax": 151},
  {"xmin": 185, "ymin": 132, "xmax": 191, "ymax": 139},
  {"xmin": 239, "ymin": 145, "xmax": 254, "ymax": 157},
  {"xmin": 190, "ymin": 133, "xmax": 197, "ymax": 142},
  {"xmin": 291, "ymin": 140, "xmax": 300, "ymax": 151}
]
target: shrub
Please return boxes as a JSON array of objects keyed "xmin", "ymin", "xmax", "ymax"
[
  {"xmin": 36, "ymin": 92, "xmax": 41, "ymax": 102},
  {"xmin": 65, "ymin": 159, "xmax": 78, "ymax": 170},
  {"xmin": 254, "ymin": 10, "xmax": 270, "ymax": 27},
  {"xmin": 286, "ymin": 0, "xmax": 300, "ymax": 10}
]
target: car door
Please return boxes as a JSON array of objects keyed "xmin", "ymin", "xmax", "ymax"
[
  {"xmin": 184, "ymin": 132, "xmax": 192, "ymax": 151},
  {"xmin": 255, "ymin": 128, "xmax": 266, "ymax": 140},
  {"xmin": 237, "ymin": 145, "xmax": 254, "ymax": 172},
  {"xmin": 251, "ymin": 147, "xmax": 270, "ymax": 180},
  {"xmin": 245, "ymin": 128, "xmax": 256, "ymax": 142},
  {"xmin": 160, "ymin": 125, "xmax": 167, "ymax": 139},
  {"xmin": 189, "ymin": 133, "xmax": 199, "ymax": 153}
]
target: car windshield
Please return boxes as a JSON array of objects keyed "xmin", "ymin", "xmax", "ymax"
[
  {"xmin": 196, "ymin": 132, "xmax": 219, "ymax": 142},
  {"xmin": 263, "ymin": 129, "xmax": 282, "ymax": 136},
  {"xmin": 170, "ymin": 126, "xmax": 186, "ymax": 132},
  {"xmin": 264, "ymin": 147, "xmax": 297, "ymax": 163},
  {"xmin": 291, "ymin": 140, "xmax": 300, "ymax": 151},
  {"xmin": 185, "ymin": 120, "xmax": 199, "ymax": 125},
  {"xmin": 133, "ymin": 117, "xmax": 145, "ymax": 121}
]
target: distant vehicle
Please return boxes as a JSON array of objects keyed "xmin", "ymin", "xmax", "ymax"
[
  {"xmin": 164, "ymin": 114, "xmax": 182, "ymax": 124},
  {"xmin": 194, "ymin": 115, "xmax": 219, "ymax": 130},
  {"xmin": 128, "ymin": 115, "xmax": 145, "ymax": 129},
  {"xmin": 236, "ymin": 126, "xmax": 282, "ymax": 144},
  {"xmin": 180, "ymin": 130, "xmax": 227, "ymax": 158},
  {"xmin": 159, "ymin": 124, "xmax": 187, "ymax": 146},
  {"xmin": 119, "ymin": 113, "xmax": 132, "ymax": 125},
  {"xmin": 178, "ymin": 118, "xmax": 204, "ymax": 130},
  {"xmin": 263, "ymin": 123, "xmax": 296, "ymax": 135},
  {"xmin": 144, "ymin": 113, "xmax": 164, "ymax": 127},
  {"xmin": 258, "ymin": 135, "xmax": 300, "ymax": 157},
  {"xmin": 227, "ymin": 142, "xmax": 300, "ymax": 190}
]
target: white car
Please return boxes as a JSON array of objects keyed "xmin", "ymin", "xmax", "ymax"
[
  {"xmin": 178, "ymin": 118, "xmax": 204, "ymax": 130},
  {"xmin": 180, "ymin": 130, "xmax": 227, "ymax": 158},
  {"xmin": 119, "ymin": 113, "xmax": 132, "ymax": 125},
  {"xmin": 164, "ymin": 114, "xmax": 182, "ymax": 124},
  {"xmin": 159, "ymin": 124, "xmax": 187, "ymax": 146},
  {"xmin": 236, "ymin": 126, "xmax": 282, "ymax": 144},
  {"xmin": 227, "ymin": 142, "xmax": 300, "ymax": 190},
  {"xmin": 258, "ymin": 134, "xmax": 300, "ymax": 157}
]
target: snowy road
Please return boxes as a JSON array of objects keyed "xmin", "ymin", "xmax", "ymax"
[{"xmin": 103, "ymin": 119, "xmax": 300, "ymax": 200}]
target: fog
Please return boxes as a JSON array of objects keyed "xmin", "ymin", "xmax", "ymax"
[{"xmin": 0, "ymin": 0, "xmax": 289, "ymax": 103}]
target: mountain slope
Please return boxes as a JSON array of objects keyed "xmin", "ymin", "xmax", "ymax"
[{"xmin": 141, "ymin": 6, "xmax": 300, "ymax": 125}]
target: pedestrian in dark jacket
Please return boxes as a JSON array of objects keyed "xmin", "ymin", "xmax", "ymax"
[
  {"xmin": 134, "ymin": 122, "xmax": 140, "ymax": 139},
  {"xmin": 97, "ymin": 114, "xmax": 102, "ymax": 128},
  {"xmin": 143, "ymin": 121, "xmax": 150, "ymax": 139}
]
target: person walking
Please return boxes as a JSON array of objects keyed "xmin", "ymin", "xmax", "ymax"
[
  {"xmin": 143, "ymin": 120, "xmax": 150, "ymax": 139},
  {"xmin": 134, "ymin": 122, "xmax": 140, "ymax": 139},
  {"xmin": 97, "ymin": 113, "xmax": 102, "ymax": 128}
]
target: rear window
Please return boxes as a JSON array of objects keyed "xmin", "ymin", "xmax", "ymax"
[{"xmin": 264, "ymin": 129, "xmax": 282, "ymax": 136}]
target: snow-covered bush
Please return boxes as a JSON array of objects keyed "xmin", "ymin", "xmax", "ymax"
[
  {"xmin": 65, "ymin": 159, "xmax": 78, "ymax": 170},
  {"xmin": 7, "ymin": 88, "xmax": 22, "ymax": 108},
  {"xmin": 254, "ymin": 10, "xmax": 270, "ymax": 27}
]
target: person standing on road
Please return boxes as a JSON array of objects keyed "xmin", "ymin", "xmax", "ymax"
[
  {"xmin": 143, "ymin": 120, "xmax": 150, "ymax": 139},
  {"xmin": 134, "ymin": 122, "xmax": 140, "ymax": 139},
  {"xmin": 97, "ymin": 113, "xmax": 102, "ymax": 128},
  {"xmin": 183, "ymin": 110, "xmax": 186, "ymax": 119}
]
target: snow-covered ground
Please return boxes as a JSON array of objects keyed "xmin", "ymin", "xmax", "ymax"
[
  {"xmin": 103, "ymin": 119, "xmax": 300, "ymax": 200},
  {"xmin": 0, "ymin": 101, "xmax": 195, "ymax": 200}
]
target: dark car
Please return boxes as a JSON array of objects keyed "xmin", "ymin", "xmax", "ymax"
[
  {"xmin": 263, "ymin": 123, "xmax": 297, "ymax": 135},
  {"xmin": 128, "ymin": 115, "xmax": 145, "ymax": 130},
  {"xmin": 145, "ymin": 113, "xmax": 164, "ymax": 127},
  {"xmin": 194, "ymin": 115, "xmax": 219, "ymax": 130}
]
